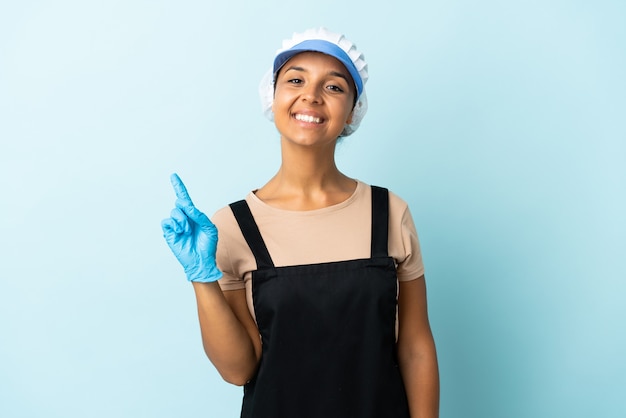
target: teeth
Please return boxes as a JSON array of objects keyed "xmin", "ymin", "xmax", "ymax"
[{"xmin": 294, "ymin": 114, "xmax": 322, "ymax": 124}]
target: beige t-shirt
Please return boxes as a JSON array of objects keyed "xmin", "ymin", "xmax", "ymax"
[{"xmin": 212, "ymin": 180, "xmax": 424, "ymax": 319}]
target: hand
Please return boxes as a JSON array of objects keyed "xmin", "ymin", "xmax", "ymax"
[{"xmin": 161, "ymin": 173, "xmax": 223, "ymax": 283}]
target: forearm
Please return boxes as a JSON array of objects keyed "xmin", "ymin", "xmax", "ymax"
[
  {"xmin": 398, "ymin": 337, "xmax": 440, "ymax": 418},
  {"xmin": 192, "ymin": 282, "xmax": 259, "ymax": 385}
]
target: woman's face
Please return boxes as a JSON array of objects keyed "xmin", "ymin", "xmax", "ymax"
[{"xmin": 272, "ymin": 51, "xmax": 356, "ymax": 148}]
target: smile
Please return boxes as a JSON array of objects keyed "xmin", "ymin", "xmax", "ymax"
[{"xmin": 294, "ymin": 114, "xmax": 323, "ymax": 124}]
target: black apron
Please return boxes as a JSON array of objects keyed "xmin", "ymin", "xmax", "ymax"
[{"xmin": 229, "ymin": 186, "xmax": 410, "ymax": 418}]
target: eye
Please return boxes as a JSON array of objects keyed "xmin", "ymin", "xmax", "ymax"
[
  {"xmin": 327, "ymin": 84, "xmax": 345, "ymax": 93},
  {"xmin": 287, "ymin": 78, "xmax": 303, "ymax": 84}
]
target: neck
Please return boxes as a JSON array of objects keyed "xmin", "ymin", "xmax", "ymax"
[
  {"xmin": 280, "ymin": 140, "xmax": 340, "ymax": 187},
  {"xmin": 255, "ymin": 137, "xmax": 356, "ymax": 210}
]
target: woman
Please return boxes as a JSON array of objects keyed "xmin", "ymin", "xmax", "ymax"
[{"xmin": 162, "ymin": 28, "xmax": 439, "ymax": 418}]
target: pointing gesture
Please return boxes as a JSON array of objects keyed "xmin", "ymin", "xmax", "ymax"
[
  {"xmin": 171, "ymin": 172, "xmax": 194, "ymax": 203},
  {"xmin": 161, "ymin": 174, "xmax": 222, "ymax": 283}
]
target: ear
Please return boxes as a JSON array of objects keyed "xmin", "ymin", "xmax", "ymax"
[
  {"xmin": 345, "ymin": 90, "xmax": 357, "ymax": 125},
  {"xmin": 271, "ymin": 77, "xmax": 278, "ymax": 113},
  {"xmin": 345, "ymin": 110, "xmax": 353, "ymax": 125}
]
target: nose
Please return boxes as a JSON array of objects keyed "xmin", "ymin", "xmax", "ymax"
[{"xmin": 301, "ymin": 83, "xmax": 322, "ymax": 104}]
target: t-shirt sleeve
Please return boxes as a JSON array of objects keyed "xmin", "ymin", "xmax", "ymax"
[
  {"xmin": 212, "ymin": 207, "xmax": 247, "ymax": 291},
  {"xmin": 392, "ymin": 201, "xmax": 425, "ymax": 282}
]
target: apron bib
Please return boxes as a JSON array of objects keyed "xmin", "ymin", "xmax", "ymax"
[{"xmin": 229, "ymin": 186, "xmax": 409, "ymax": 418}]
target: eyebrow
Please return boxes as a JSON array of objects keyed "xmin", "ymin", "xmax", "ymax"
[{"xmin": 284, "ymin": 65, "xmax": 350, "ymax": 84}]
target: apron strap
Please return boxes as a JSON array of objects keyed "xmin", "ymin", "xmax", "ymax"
[
  {"xmin": 370, "ymin": 186, "xmax": 389, "ymax": 258},
  {"xmin": 229, "ymin": 200, "xmax": 275, "ymax": 269},
  {"xmin": 231, "ymin": 185, "xmax": 389, "ymax": 267}
]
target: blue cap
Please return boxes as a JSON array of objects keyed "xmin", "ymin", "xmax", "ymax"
[{"xmin": 273, "ymin": 39, "xmax": 364, "ymax": 99}]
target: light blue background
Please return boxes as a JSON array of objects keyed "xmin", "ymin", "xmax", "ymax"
[{"xmin": 1, "ymin": 1, "xmax": 624, "ymax": 417}]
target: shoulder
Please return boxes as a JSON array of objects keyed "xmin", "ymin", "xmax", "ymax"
[
  {"xmin": 388, "ymin": 189, "xmax": 411, "ymax": 221},
  {"xmin": 365, "ymin": 182, "xmax": 410, "ymax": 217},
  {"xmin": 211, "ymin": 195, "xmax": 252, "ymax": 238},
  {"xmin": 211, "ymin": 202, "xmax": 236, "ymax": 227}
]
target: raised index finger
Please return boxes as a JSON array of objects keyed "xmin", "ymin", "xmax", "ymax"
[{"xmin": 170, "ymin": 173, "xmax": 194, "ymax": 204}]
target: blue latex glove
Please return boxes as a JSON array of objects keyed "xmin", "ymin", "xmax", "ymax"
[{"xmin": 161, "ymin": 173, "xmax": 223, "ymax": 283}]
